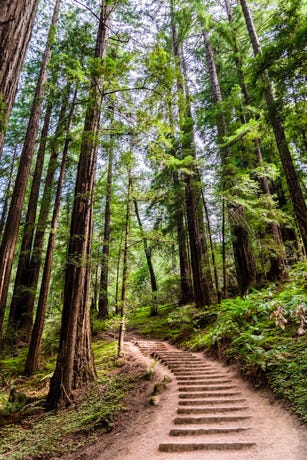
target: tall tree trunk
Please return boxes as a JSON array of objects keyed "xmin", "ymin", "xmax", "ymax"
[
  {"xmin": 202, "ymin": 23, "xmax": 256, "ymax": 295},
  {"xmin": 118, "ymin": 168, "xmax": 132, "ymax": 357},
  {"xmin": 201, "ymin": 190, "xmax": 220, "ymax": 301},
  {"xmin": 180, "ymin": 40, "xmax": 214, "ymax": 300},
  {"xmin": 239, "ymin": 0, "xmax": 307, "ymax": 254},
  {"xmin": 115, "ymin": 239, "xmax": 122, "ymax": 315},
  {"xmin": 47, "ymin": 2, "xmax": 112, "ymax": 410},
  {"xmin": 0, "ymin": 146, "xmax": 17, "ymax": 240},
  {"xmin": 167, "ymin": 102, "xmax": 193, "ymax": 305},
  {"xmin": 133, "ymin": 196, "xmax": 158, "ymax": 315},
  {"xmin": 173, "ymin": 171, "xmax": 193, "ymax": 304},
  {"xmin": 0, "ymin": 0, "xmax": 40, "ymax": 155},
  {"xmin": 24, "ymin": 89, "xmax": 77, "ymax": 375},
  {"xmin": 7, "ymin": 97, "xmax": 53, "ymax": 341},
  {"xmin": 9, "ymin": 84, "xmax": 70, "ymax": 342},
  {"xmin": 98, "ymin": 110, "xmax": 115, "ymax": 320},
  {"xmin": 170, "ymin": 0, "xmax": 212, "ymax": 306},
  {"xmin": 73, "ymin": 199, "xmax": 97, "ymax": 387},
  {"xmin": 222, "ymin": 197, "xmax": 227, "ymax": 298},
  {"xmin": 184, "ymin": 174, "xmax": 210, "ymax": 306},
  {"xmin": 224, "ymin": 0, "xmax": 287, "ymax": 281},
  {"xmin": 0, "ymin": 0, "xmax": 61, "ymax": 342}
]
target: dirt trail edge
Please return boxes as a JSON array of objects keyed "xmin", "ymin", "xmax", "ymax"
[{"xmin": 65, "ymin": 338, "xmax": 306, "ymax": 460}]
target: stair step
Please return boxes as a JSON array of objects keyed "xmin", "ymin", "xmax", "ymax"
[
  {"xmin": 161, "ymin": 358, "xmax": 203, "ymax": 362},
  {"xmin": 174, "ymin": 415, "xmax": 252, "ymax": 424},
  {"xmin": 179, "ymin": 392, "xmax": 242, "ymax": 399},
  {"xmin": 179, "ymin": 385, "xmax": 236, "ymax": 392},
  {"xmin": 170, "ymin": 427, "xmax": 250, "ymax": 436},
  {"xmin": 177, "ymin": 407, "xmax": 249, "ymax": 414},
  {"xmin": 169, "ymin": 365, "xmax": 206, "ymax": 369},
  {"xmin": 173, "ymin": 369, "xmax": 217, "ymax": 372},
  {"xmin": 178, "ymin": 399, "xmax": 246, "ymax": 406},
  {"xmin": 159, "ymin": 442, "xmax": 256, "ymax": 452},
  {"xmin": 173, "ymin": 369, "xmax": 217, "ymax": 373},
  {"xmin": 177, "ymin": 380, "xmax": 232, "ymax": 385},
  {"xmin": 176, "ymin": 376, "xmax": 229, "ymax": 380}
]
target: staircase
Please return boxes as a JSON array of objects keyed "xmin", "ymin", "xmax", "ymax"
[{"xmin": 134, "ymin": 339, "xmax": 256, "ymax": 454}]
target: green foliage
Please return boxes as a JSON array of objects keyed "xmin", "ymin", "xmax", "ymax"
[
  {"xmin": 0, "ymin": 340, "xmax": 140, "ymax": 458},
  {"xmin": 40, "ymin": 312, "xmax": 62, "ymax": 356},
  {"xmin": 127, "ymin": 263, "xmax": 307, "ymax": 421}
]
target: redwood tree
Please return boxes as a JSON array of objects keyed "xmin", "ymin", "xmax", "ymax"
[
  {"xmin": 47, "ymin": 1, "xmax": 112, "ymax": 409},
  {"xmin": 9, "ymin": 83, "xmax": 70, "ymax": 343},
  {"xmin": 0, "ymin": 0, "xmax": 41, "ymax": 154},
  {"xmin": 24, "ymin": 89, "xmax": 77, "ymax": 375},
  {"xmin": 0, "ymin": 0, "xmax": 62, "ymax": 342},
  {"xmin": 201, "ymin": 20, "xmax": 257, "ymax": 295},
  {"xmin": 98, "ymin": 109, "xmax": 115, "ymax": 320},
  {"xmin": 239, "ymin": 0, "xmax": 307, "ymax": 254},
  {"xmin": 170, "ymin": 0, "xmax": 212, "ymax": 306}
]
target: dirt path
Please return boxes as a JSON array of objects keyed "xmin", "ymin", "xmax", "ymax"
[{"xmin": 66, "ymin": 338, "xmax": 306, "ymax": 460}]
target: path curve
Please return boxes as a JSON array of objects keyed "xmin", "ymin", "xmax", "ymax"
[{"xmin": 67, "ymin": 338, "xmax": 306, "ymax": 460}]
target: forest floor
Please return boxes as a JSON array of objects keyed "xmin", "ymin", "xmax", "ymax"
[{"xmin": 59, "ymin": 334, "xmax": 306, "ymax": 460}]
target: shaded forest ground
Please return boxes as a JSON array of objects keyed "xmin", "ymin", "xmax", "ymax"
[{"xmin": 0, "ymin": 262, "xmax": 306, "ymax": 458}]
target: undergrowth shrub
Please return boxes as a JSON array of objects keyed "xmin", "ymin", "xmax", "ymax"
[
  {"xmin": 179, "ymin": 263, "xmax": 307, "ymax": 419},
  {"xmin": 41, "ymin": 312, "xmax": 62, "ymax": 356}
]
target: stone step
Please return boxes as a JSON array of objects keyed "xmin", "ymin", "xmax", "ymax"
[
  {"xmin": 177, "ymin": 407, "xmax": 249, "ymax": 414},
  {"xmin": 179, "ymin": 385, "xmax": 236, "ymax": 392},
  {"xmin": 159, "ymin": 442, "xmax": 256, "ymax": 452},
  {"xmin": 170, "ymin": 368, "xmax": 213, "ymax": 372},
  {"xmin": 168, "ymin": 362, "xmax": 209, "ymax": 366},
  {"xmin": 178, "ymin": 398, "xmax": 247, "ymax": 406},
  {"xmin": 152, "ymin": 352, "xmax": 194, "ymax": 355},
  {"xmin": 172, "ymin": 368, "xmax": 217, "ymax": 372},
  {"xmin": 171, "ymin": 365, "xmax": 220, "ymax": 369},
  {"xmin": 171, "ymin": 368, "xmax": 217, "ymax": 377},
  {"xmin": 158, "ymin": 357, "xmax": 203, "ymax": 361},
  {"xmin": 169, "ymin": 427, "xmax": 250, "ymax": 436},
  {"xmin": 163, "ymin": 360, "xmax": 204, "ymax": 363},
  {"xmin": 174, "ymin": 415, "xmax": 252, "ymax": 425},
  {"xmin": 158, "ymin": 355, "xmax": 204, "ymax": 359},
  {"xmin": 165, "ymin": 362, "xmax": 205, "ymax": 366},
  {"xmin": 177, "ymin": 379, "xmax": 232, "ymax": 385},
  {"xmin": 179, "ymin": 391, "xmax": 242, "ymax": 399},
  {"xmin": 152, "ymin": 355, "xmax": 195, "ymax": 359},
  {"xmin": 173, "ymin": 371, "xmax": 229, "ymax": 382},
  {"xmin": 176, "ymin": 375, "xmax": 230, "ymax": 380}
]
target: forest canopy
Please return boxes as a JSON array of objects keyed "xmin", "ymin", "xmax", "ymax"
[{"xmin": 0, "ymin": 0, "xmax": 306, "ymax": 409}]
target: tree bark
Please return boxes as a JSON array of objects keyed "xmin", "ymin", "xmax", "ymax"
[
  {"xmin": 115, "ymin": 239, "xmax": 122, "ymax": 315},
  {"xmin": 239, "ymin": 0, "xmax": 307, "ymax": 254},
  {"xmin": 201, "ymin": 189, "xmax": 220, "ymax": 301},
  {"xmin": 170, "ymin": 0, "xmax": 212, "ymax": 306},
  {"xmin": 7, "ymin": 97, "xmax": 53, "ymax": 341},
  {"xmin": 73, "ymin": 198, "xmax": 97, "ymax": 387},
  {"xmin": 133, "ymin": 196, "xmax": 158, "ymax": 315},
  {"xmin": 224, "ymin": 0, "xmax": 286, "ymax": 281},
  {"xmin": 24, "ymin": 89, "xmax": 77, "ymax": 375},
  {"xmin": 0, "ymin": 146, "xmax": 17, "ymax": 240},
  {"xmin": 202, "ymin": 23, "xmax": 256, "ymax": 295},
  {"xmin": 47, "ymin": 2, "xmax": 112, "ymax": 409},
  {"xmin": 9, "ymin": 83, "xmax": 70, "ymax": 343},
  {"xmin": 98, "ymin": 109, "xmax": 115, "ymax": 320},
  {"xmin": 0, "ymin": 0, "xmax": 40, "ymax": 155},
  {"xmin": 0, "ymin": 0, "xmax": 62, "ymax": 342},
  {"xmin": 173, "ymin": 171, "xmax": 193, "ymax": 304},
  {"xmin": 167, "ymin": 101, "xmax": 193, "ymax": 305},
  {"xmin": 118, "ymin": 167, "xmax": 132, "ymax": 357}
]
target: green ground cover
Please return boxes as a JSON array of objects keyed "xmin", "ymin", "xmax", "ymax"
[
  {"xmin": 0, "ymin": 341, "xmax": 140, "ymax": 459},
  {"xmin": 127, "ymin": 262, "xmax": 307, "ymax": 422}
]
